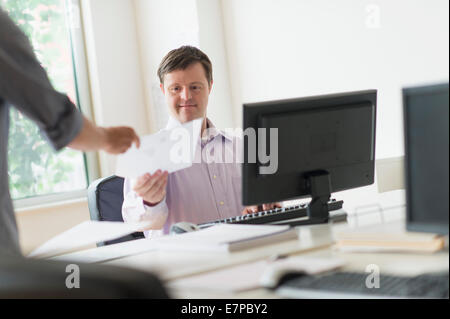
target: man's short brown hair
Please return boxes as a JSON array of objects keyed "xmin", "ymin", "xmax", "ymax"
[{"xmin": 157, "ymin": 46, "xmax": 213, "ymax": 87}]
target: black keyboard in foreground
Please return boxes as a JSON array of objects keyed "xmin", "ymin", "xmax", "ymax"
[
  {"xmin": 276, "ymin": 271, "xmax": 449, "ymax": 299},
  {"xmin": 198, "ymin": 199, "xmax": 345, "ymax": 229}
]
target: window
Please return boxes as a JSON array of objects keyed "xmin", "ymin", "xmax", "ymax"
[{"xmin": 2, "ymin": 0, "xmax": 97, "ymax": 204}]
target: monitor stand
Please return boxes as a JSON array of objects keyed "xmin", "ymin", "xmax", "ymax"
[{"xmin": 288, "ymin": 171, "xmax": 347, "ymax": 227}]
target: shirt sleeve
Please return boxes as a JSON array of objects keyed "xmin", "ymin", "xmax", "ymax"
[
  {"xmin": 122, "ymin": 177, "xmax": 169, "ymax": 230},
  {"xmin": 0, "ymin": 8, "xmax": 82, "ymax": 150}
]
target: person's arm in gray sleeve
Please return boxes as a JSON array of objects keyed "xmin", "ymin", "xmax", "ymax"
[
  {"xmin": 0, "ymin": 8, "xmax": 140, "ymax": 153},
  {"xmin": 0, "ymin": 8, "xmax": 82, "ymax": 150}
]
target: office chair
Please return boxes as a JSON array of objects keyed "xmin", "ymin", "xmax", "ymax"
[
  {"xmin": 0, "ymin": 251, "xmax": 169, "ymax": 299},
  {"xmin": 87, "ymin": 175, "xmax": 145, "ymax": 246}
]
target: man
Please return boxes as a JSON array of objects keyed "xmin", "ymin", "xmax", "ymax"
[
  {"xmin": 0, "ymin": 7, "xmax": 140, "ymax": 256},
  {"xmin": 122, "ymin": 46, "xmax": 279, "ymax": 237}
]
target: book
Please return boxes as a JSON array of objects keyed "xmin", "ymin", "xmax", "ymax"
[
  {"xmin": 334, "ymin": 221, "xmax": 446, "ymax": 253},
  {"xmin": 153, "ymin": 224, "xmax": 299, "ymax": 252}
]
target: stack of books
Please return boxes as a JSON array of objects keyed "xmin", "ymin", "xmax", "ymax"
[
  {"xmin": 334, "ymin": 222, "xmax": 446, "ymax": 253},
  {"xmin": 154, "ymin": 224, "xmax": 299, "ymax": 252}
]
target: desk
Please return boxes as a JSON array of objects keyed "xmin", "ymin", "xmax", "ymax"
[
  {"xmin": 166, "ymin": 244, "xmax": 449, "ymax": 299},
  {"xmin": 54, "ymin": 204, "xmax": 448, "ymax": 299},
  {"xmin": 99, "ymin": 207, "xmax": 447, "ymax": 298}
]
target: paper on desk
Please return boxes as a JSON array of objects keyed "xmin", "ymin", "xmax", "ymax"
[
  {"xmin": 115, "ymin": 118, "xmax": 203, "ymax": 178},
  {"xmin": 153, "ymin": 224, "xmax": 298, "ymax": 252},
  {"xmin": 50, "ymin": 237, "xmax": 157, "ymax": 264},
  {"xmin": 28, "ymin": 220, "xmax": 152, "ymax": 259}
]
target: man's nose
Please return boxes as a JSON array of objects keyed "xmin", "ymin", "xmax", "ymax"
[{"xmin": 181, "ymin": 87, "xmax": 192, "ymax": 100}]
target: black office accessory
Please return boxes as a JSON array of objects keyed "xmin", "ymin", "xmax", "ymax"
[
  {"xmin": 198, "ymin": 199, "xmax": 346, "ymax": 229},
  {"xmin": 275, "ymin": 270, "xmax": 449, "ymax": 299},
  {"xmin": 170, "ymin": 221, "xmax": 200, "ymax": 234},
  {"xmin": 403, "ymin": 83, "xmax": 449, "ymax": 235},
  {"xmin": 87, "ymin": 175, "xmax": 145, "ymax": 246},
  {"xmin": 242, "ymin": 90, "xmax": 377, "ymax": 226}
]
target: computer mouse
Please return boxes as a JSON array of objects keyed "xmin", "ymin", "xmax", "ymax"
[
  {"xmin": 259, "ymin": 256, "xmax": 345, "ymax": 289},
  {"xmin": 169, "ymin": 221, "xmax": 200, "ymax": 234},
  {"xmin": 259, "ymin": 264, "xmax": 306, "ymax": 289}
]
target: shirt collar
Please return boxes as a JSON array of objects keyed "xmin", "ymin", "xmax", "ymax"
[
  {"xmin": 165, "ymin": 116, "xmax": 183, "ymax": 130},
  {"xmin": 202, "ymin": 118, "xmax": 233, "ymax": 143},
  {"xmin": 165, "ymin": 116, "xmax": 233, "ymax": 143}
]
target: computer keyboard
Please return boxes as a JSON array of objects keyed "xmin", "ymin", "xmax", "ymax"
[
  {"xmin": 198, "ymin": 199, "xmax": 345, "ymax": 228},
  {"xmin": 276, "ymin": 271, "xmax": 449, "ymax": 299}
]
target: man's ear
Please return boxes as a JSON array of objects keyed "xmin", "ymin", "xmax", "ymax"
[
  {"xmin": 209, "ymin": 80, "xmax": 213, "ymax": 93},
  {"xmin": 160, "ymin": 83, "xmax": 165, "ymax": 94}
]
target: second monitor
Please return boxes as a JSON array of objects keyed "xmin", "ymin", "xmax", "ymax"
[{"xmin": 242, "ymin": 89, "xmax": 377, "ymax": 225}]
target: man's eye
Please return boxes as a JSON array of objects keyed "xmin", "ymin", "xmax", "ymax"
[
  {"xmin": 191, "ymin": 85, "xmax": 201, "ymax": 90},
  {"xmin": 170, "ymin": 87, "xmax": 180, "ymax": 92}
]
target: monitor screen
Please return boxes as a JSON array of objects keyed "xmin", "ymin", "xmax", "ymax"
[
  {"xmin": 403, "ymin": 83, "xmax": 449, "ymax": 234},
  {"xmin": 242, "ymin": 90, "xmax": 377, "ymax": 209}
]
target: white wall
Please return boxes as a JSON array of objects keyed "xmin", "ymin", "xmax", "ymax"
[
  {"xmin": 79, "ymin": 0, "xmax": 449, "ymax": 173},
  {"xmin": 196, "ymin": 0, "xmax": 235, "ymax": 129},
  {"xmin": 221, "ymin": 0, "xmax": 449, "ymax": 159},
  {"xmin": 81, "ymin": 0, "xmax": 150, "ymax": 176},
  {"xmin": 132, "ymin": 0, "xmax": 200, "ymax": 132},
  {"xmin": 16, "ymin": 199, "xmax": 92, "ymax": 255},
  {"xmin": 220, "ymin": 0, "xmax": 448, "ymax": 213},
  {"xmin": 79, "ymin": 0, "xmax": 450, "ymax": 211}
]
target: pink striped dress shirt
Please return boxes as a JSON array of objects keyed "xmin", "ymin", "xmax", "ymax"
[{"xmin": 122, "ymin": 117, "xmax": 245, "ymax": 238}]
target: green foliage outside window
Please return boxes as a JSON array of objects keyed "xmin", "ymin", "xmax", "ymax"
[{"xmin": 2, "ymin": 0, "xmax": 87, "ymax": 199}]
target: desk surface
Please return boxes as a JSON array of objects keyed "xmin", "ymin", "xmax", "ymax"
[
  {"xmin": 102, "ymin": 210, "xmax": 448, "ymax": 298},
  {"xmin": 167, "ymin": 246, "xmax": 449, "ymax": 299},
  {"xmin": 55, "ymin": 205, "xmax": 449, "ymax": 299}
]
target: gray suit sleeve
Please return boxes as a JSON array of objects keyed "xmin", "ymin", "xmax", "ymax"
[{"xmin": 0, "ymin": 8, "xmax": 82, "ymax": 151}]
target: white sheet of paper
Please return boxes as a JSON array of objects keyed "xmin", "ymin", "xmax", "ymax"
[
  {"xmin": 50, "ymin": 237, "xmax": 157, "ymax": 264},
  {"xmin": 115, "ymin": 118, "xmax": 203, "ymax": 178},
  {"xmin": 153, "ymin": 224, "xmax": 295, "ymax": 252},
  {"xmin": 28, "ymin": 220, "xmax": 152, "ymax": 259}
]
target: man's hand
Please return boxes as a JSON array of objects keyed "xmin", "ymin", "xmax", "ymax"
[
  {"xmin": 241, "ymin": 202, "xmax": 282, "ymax": 215},
  {"xmin": 101, "ymin": 126, "xmax": 140, "ymax": 154},
  {"xmin": 133, "ymin": 170, "xmax": 169, "ymax": 206}
]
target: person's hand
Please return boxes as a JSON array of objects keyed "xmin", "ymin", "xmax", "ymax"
[
  {"xmin": 241, "ymin": 202, "xmax": 282, "ymax": 215},
  {"xmin": 101, "ymin": 126, "xmax": 140, "ymax": 154},
  {"xmin": 68, "ymin": 117, "xmax": 140, "ymax": 154},
  {"xmin": 133, "ymin": 170, "xmax": 169, "ymax": 206}
]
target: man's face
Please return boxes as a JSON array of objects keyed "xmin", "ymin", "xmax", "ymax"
[{"xmin": 160, "ymin": 62, "xmax": 212, "ymax": 123}]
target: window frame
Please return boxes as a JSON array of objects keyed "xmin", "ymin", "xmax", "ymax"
[{"xmin": 13, "ymin": 0, "xmax": 100, "ymax": 210}]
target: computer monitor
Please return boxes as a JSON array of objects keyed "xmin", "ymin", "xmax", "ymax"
[
  {"xmin": 242, "ymin": 90, "xmax": 377, "ymax": 225},
  {"xmin": 403, "ymin": 83, "xmax": 449, "ymax": 235}
]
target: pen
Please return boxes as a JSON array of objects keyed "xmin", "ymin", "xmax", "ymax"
[{"xmin": 267, "ymin": 254, "xmax": 289, "ymax": 263}]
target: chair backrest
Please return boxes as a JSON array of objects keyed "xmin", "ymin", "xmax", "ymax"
[{"xmin": 87, "ymin": 175, "xmax": 145, "ymax": 246}]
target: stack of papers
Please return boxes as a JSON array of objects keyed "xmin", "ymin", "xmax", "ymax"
[
  {"xmin": 28, "ymin": 220, "xmax": 152, "ymax": 259},
  {"xmin": 334, "ymin": 222, "xmax": 446, "ymax": 253},
  {"xmin": 153, "ymin": 224, "xmax": 299, "ymax": 253},
  {"xmin": 50, "ymin": 237, "xmax": 157, "ymax": 264},
  {"xmin": 29, "ymin": 222, "xmax": 299, "ymax": 260}
]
